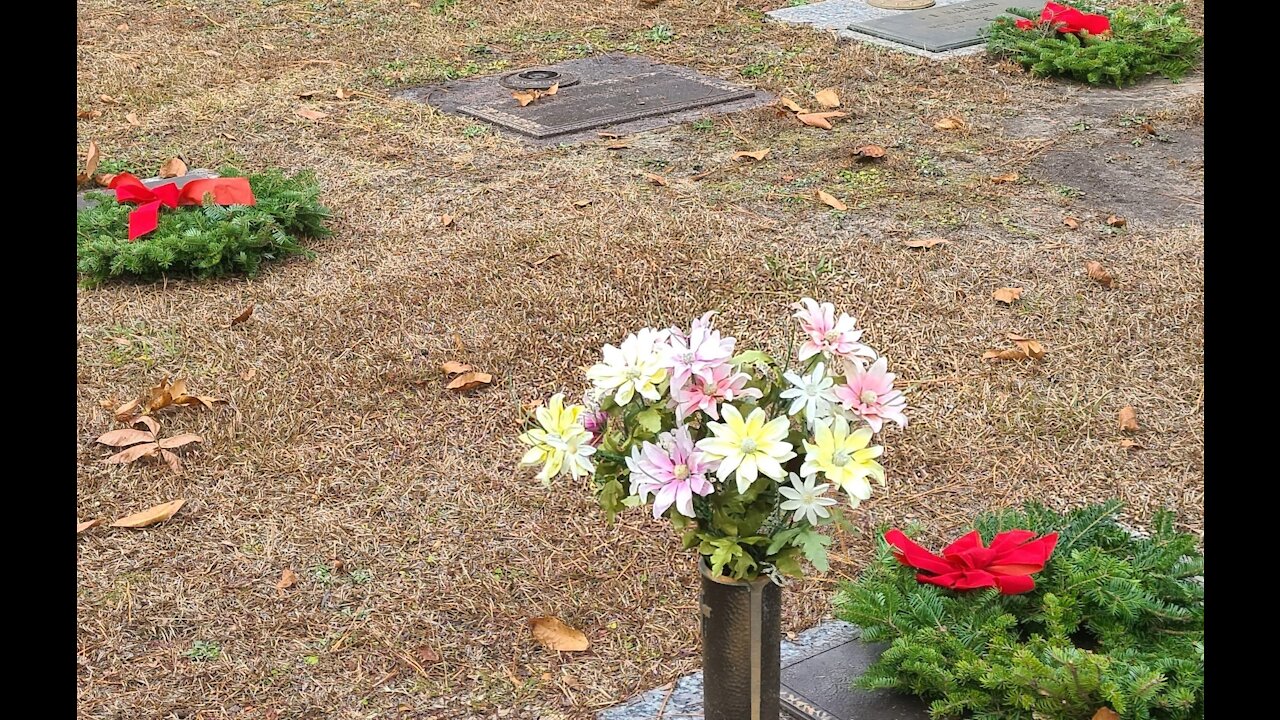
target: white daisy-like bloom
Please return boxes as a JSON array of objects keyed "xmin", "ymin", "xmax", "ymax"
[
  {"xmin": 778, "ymin": 472, "xmax": 839, "ymax": 525},
  {"xmin": 779, "ymin": 361, "xmax": 840, "ymax": 429},
  {"xmin": 585, "ymin": 327, "xmax": 671, "ymax": 405}
]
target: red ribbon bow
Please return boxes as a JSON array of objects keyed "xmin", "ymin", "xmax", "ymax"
[
  {"xmin": 108, "ymin": 173, "xmax": 256, "ymax": 241},
  {"xmin": 1016, "ymin": 2, "xmax": 1111, "ymax": 34},
  {"xmin": 884, "ymin": 528, "xmax": 1058, "ymax": 595}
]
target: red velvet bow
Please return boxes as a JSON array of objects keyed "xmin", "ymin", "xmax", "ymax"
[
  {"xmin": 1016, "ymin": 3, "xmax": 1111, "ymax": 35},
  {"xmin": 884, "ymin": 528, "xmax": 1058, "ymax": 595},
  {"xmin": 108, "ymin": 173, "xmax": 256, "ymax": 241}
]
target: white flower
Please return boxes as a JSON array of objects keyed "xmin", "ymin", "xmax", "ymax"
[
  {"xmin": 779, "ymin": 361, "xmax": 840, "ymax": 429},
  {"xmin": 585, "ymin": 327, "xmax": 671, "ymax": 406},
  {"xmin": 778, "ymin": 473, "xmax": 838, "ymax": 525},
  {"xmin": 696, "ymin": 405, "xmax": 796, "ymax": 493}
]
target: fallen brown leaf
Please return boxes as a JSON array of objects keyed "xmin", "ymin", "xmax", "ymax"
[
  {"xmin": 140, "ymin": 377, "xmax": 226, "ymax": 414},
  {"xmin": 797, "ymin": 111, "xmax": 847, "ymax": 130},
  {"xmin": 95, "ymin": 173, "xmax": 117, "ymax": 187},
  {"xmin": 732, "ymin": 149, "xmax": 771, "ymax": 161},
  {"xmin": 241, "ymin": 367, "xmax": 257, "ymax": 381},
  {"xmin": 276, "ymin": 567, "xmax": 299, "ymax": 595},
  {"xmin": 231, "ymin": 303, "xmax": 255, "ymax": 327},
  {"xmin": 446, "ymin": 372, "xmax": 493, "ymax": 391},
  {"xmin": 116, "ymin": 23, "xmax": 129, "ymax": 31},
  {"xmin": 643, "ymin": 173, "xmax": 670, "ymax": 187},
  {"xmin": 125, "ymin": 112, "xmax": 141, "ymax": 127},
  {"xmin": 413, "ymin": 645, "xmax": 441, "ymax": 664},
  {"xmin": 99, "ymin": 94, "xmax": 118, "ymax": 104},
  {"xmin": 903, "ymin": 237, "xmax": 949, "ymax": 249},
  {"xmin": 605, "ymin": 142, "xmax": 631, "ymax": 150},
  {"xmin": 1106, "ymin": 214, "xmax": 1127, "ymax": 228},
  {"xmin": 816, "ymin": 190, "xmax": 847, "ymax": 211},
  {"xmin": 77, "ymin": 519, "xmax": 103, "ymax": 534},
  {"xmin": 1120, "ymin": 439, "xmax": 1143, "ymax": 450},
  {"xmin": 440, "ymin": 214, "xmax": 455, "ymax": 228},
  {"xmin": 78, "ymin": 141, "xmax": 101, "ymax": 184},
  {"xmin": 78, "ymin": 109, "xmax": 104, "ymax": 120},
  {"xmin": 513, "ymin": 83, "xmax": 559, "ymax": 107},
  {"xmin": 159, "ymin": 157, "xmax": 188, "ymax": 178},
  {"xmin": 335, "ymin": 88, "xmax": 354, "ymax": 100},
  {"xmin": 1085, "ymin": 260, "xmax": 1115, "ymax": 288},
  {"xmin": 992, "ymin": 287, "xmax": 1023, "ymax": 304},
  {"xmin": 1118, "ymin": 406, "xmax": 1138, "ymax": 433},
  {"xmin": 441, "ymin": 361, "xmax": 473, "ymax": 375},
  {"xmin": 1063, "ymin": 216, "xmax": 1080, "ymax": 230},
  {"xmin": 296, "ymin": 107, "xmax": 328, "ymax": 121},
  {"xmin": 1006, "ymin": 333, "xmax": 1046, "ymax": 360},
  {"xmin": 777, "ymin": 97, "xmax": 806, "ymax": 113},
  {"xmin": 572, "ymin": 199, "xmax": 592, "ymax": 208},
  {"xmin": 529, "ymin": 616, "xmax": 590, "ymax": 652},
  {"xmin": 852, "ymin": 144, "xmax": 886, "ymax": 161},
  {"xmin": 297, "ymin": 90, "xmax": 321, "ymax": 99},
  {"xmin": 532, "ymin": 253, "xmax": 562, "ymax": 267},
  {"xmin": 111, "ymin": 499, "xmax": 187, "ymax": 528},
  {"xmin": 814, "ymin": 88, "xmax": 841, "ymax": 109},
  {"xmin": 1092, "ymin": 709, "xmax": 1120, "ymax": 720},
  {"xmin": 991, "ymin": 172, "xmax": 1019, "ymax": 184},
  {"xmin": 933, "ymin": 116, "xmax": 966, "ymax": 131}
]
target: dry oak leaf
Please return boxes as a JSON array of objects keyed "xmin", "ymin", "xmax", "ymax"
[
  {"xmin": 296, "ymin": 107, "xmax": 328, "ymax": 121},
  {"xmin": 513, "ymin": 82, "xmax": 558, "ymax": 107},
  {"xmin": 1085, "ymin": 260, "xmax": 1115, "ymax": 288},
  {"xmin": 1105, "ymin": 214, "xmax": 1127, "ymax": 228},
  {"xmin": 78, "ymin": 141, "xmax": 101, "ymax": 184},
  {"xmin": 1063, "ymin": 216, "xmax": 1080, "ymax": 230},
  {"xmin": 933, "ymin": 116, "xmax": 966, "ymax": 131},
  {"xmin": 159, "ymin": 157, "xmax": 188, "ymax": 179},
  {"xmin": 903, "ymin": 237, "xmax": 949, "ymax": 249},
  {"xmin": 852, "ymin": 144, "xmax": 886, "ymax": 160},
  {"xmin": 992, "ymin": 287, "xmax": 1023, "ymax": 304},
  {"xmin": 733, "ymin": 149, "xmax": 771, "ymax": 161},
  {"xmin": 446, "ymin": 371, "xmax": 493, "ymax": 391},
  {"xmin": 991, "ymin": 172, "xmax": 1020, "ymax": 184},
  {"xmin": 1092, "ymin": 709, "xmax": 1120, "ymax": 720},
  {"xmin": 276, "ymin": 567, "xmax": 299, "ymax": 595},
  {"xmin": 1007, "ymin": 333, "xmax": 1046, "ymax": 360},
  {"xmin": 125, "ymin": 112, "xmax": 141, "ymax": 127},
  {"xmin": 816, "ymin": 190, "xmax": 848, "ymax": 211},
  {"xmin": 777, "ymin": 97, "xmax": 806, "ymax": 114},
  {"xmin": 797, "ymin": 111, "xmax": 847, "ymax": 130},
  {"xmin": 529, "ymin": 616, "xmax": 590, "ymax": 652},
  {"xmin": 231, "ymin": 303, "xmax": 255, "ymax": 327},
  {"xmin": 814, "ymin": 88, "xmax": 841, "ymax": 109},
  {"xmin": 77, "ymin": 519, "xmax": 103, "ymax": 534},
  {"xmin": 441, "ymin": 361, "xmax": 473, "ymax": 375},
  {"xmin": 111, "ymin": 499, "xmax": 187, "ymax": 528},
  {"xmin": 1118, "ymin": 406, "xmax": 1139, "ymax": 433}
]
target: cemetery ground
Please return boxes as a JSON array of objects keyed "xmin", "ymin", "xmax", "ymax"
[{"xmin": 76, "ymin": 1, "xmax": 1203, "ymax": 718}]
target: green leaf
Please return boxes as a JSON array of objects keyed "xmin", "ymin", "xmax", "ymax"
[
  {"xmin": 767, "ymin": 527, "xmax": 803, "ymax": 555},
  {"xmin": 634, "ymin": 407, "xmax": 663, "ymax": 434},
  {"xmin": 797, "ymin": 529, "xmax": 832, "ymax": 572},
  {"xmin": 731, "ymin": 350, "xmax": 775, "ymax": 368}
]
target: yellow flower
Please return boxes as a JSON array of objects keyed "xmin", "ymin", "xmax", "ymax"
[
  {"xmin": 696, "ymin": 404, "xmax": 796, "ymax": 493},
  {"xmin": 800, "ymin": 415, "xmax": 884, "ymax": 507},
  {"xmin": 519, "ymin": 393, "xmax": 596, "ymax": 485}
]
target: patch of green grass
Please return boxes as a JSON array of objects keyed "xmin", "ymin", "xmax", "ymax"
[
  {"xmin": 303, "ymin": 654, "xmax": 320, "ymax": 666},
  {"xmin": 369, "ymin": 58, "xmax": 509, "ymax": 86},
  {"xmin": 429, "ymin": 0, "xmax": 458, "ymax": 14},
  {"xmin": 183, "ymin": 640, "xmax": 221, "ymax": 662},
  {"xmin": 764, "ymin": 254, "xmax": 837, "ymax": 290},
  {"xmin": 691, "ymin": 118, "xmax": 714, "ymax": 132},
  {"xmin": 462, "ymin": 124, "xmax": 489, "ymax": 139},
  {"xmin": 740, "ymin": 60, "xmax": 773, "ymax": 79},
  {"xmin": 1056, "ymin": 185, "xmax": 1084, "ymax": 199},
  {"xmin": 839, "ymin": 167, "xmax": 889, "ymax": 196},
  {"xmin": 101, "ymin": 323, "xmax": 182, "ymax": 370},
  {"xmin": 915, "ymin": 155, "xmax": 947, "ymax": 178},
  {"xmin": 643, "ymin": 25, "xmax": 675, "ymax": 44}
]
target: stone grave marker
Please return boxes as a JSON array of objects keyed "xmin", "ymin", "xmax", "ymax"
[
  {"xmin": 400, "ymin": 54, "xmax": 773, "ymax": 144},
  {"xmin": 846, "ymin": 0, "xmax": 1044, "ymax": 53}
]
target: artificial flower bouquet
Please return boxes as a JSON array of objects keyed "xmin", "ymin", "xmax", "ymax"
[{"xmin": 517, "ymin": 299, "xmax": 907, "ymax": 582}]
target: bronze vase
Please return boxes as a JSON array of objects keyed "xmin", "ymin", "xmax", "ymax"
[{"xmin": 699, "ymin": 560, "xmax": 782, "ymax": 720}]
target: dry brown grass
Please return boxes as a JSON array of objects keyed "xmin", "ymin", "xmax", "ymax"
[{"xmin": 77, "ymin": 1, "xmax": 1203, "ymax": 718}]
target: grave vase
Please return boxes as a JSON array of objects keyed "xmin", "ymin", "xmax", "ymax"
[{"xmin": 699, "ymin": 559, "xmax": 782, "ymax": 720}]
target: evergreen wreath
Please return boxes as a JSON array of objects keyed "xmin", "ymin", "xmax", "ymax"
[
  {"xmin": 986, "ymin": 3, "xmax": 1203, "ymax": 87},
  {"xmin": 835, "ymin": 501, "xmax": 1204, "ymax": 720},
  {"xmin": 77, "ymin": 167, "xmax": 331, "ymax": 285}
]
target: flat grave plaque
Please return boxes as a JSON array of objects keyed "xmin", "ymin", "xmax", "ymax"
[
  {"xmin": 846, "ymin": 0, "xmax": 1044, "ymax": 53},
  {"xmin": 458, "ymin": 70, "xmax": 754, "ymax": 139},
  {"xmin": 781, "ymin": 635, "xmax": 929, "ymax": 720}
]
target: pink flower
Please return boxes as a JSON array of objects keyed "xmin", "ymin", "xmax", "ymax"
[
  {"xmin": 582, "ymin": 410, "xmax": 608, "ymax": 446},
  {"xmin": 625, "ymin": 427, "xmax": 716, "ymax": 518},
  {"xmin": 792, "ymin": 298, "xmax": 876, "ymax": 364},
  {"xmin": 664, "ymin": 314, "xmax": 736, "ymax": 392},
  {"xmin": 672, "ymin": 364, "xmax": 763, "ymax": 423},
  {"xmin": 834, "ymin": 357, "xmax": 908, "ymax": 433}
]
